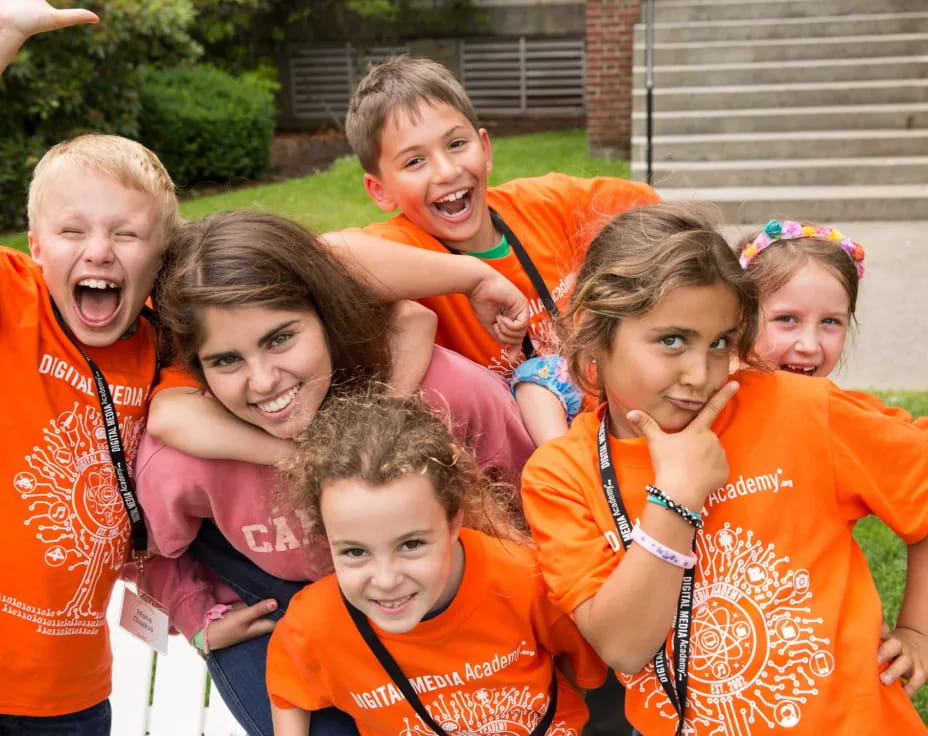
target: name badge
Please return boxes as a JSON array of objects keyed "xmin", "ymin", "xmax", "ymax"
[{"xmin": 119, "ymin": 586, "xmax": 170, "ymax": 654}]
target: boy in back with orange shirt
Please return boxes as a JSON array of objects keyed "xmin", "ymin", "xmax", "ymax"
[
  {"xmin": 340, "ymin": 57, "xmax": 659, "ymax": 442},
  {"xmin": 0, "ymin": 3, "xmax": 178, "ymax": 730}
]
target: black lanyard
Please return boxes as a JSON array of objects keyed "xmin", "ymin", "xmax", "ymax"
[
  {"xmin": 597, "ymin": 413, "xmax": 694, "ymax": 736},
  {"xmin": 52, "ymin": 305, "xmax": 157, "ymax": 559},
  {"xmin": 343, "ymin": 595, "xmax": 559, "ymax": 736},
  {"xmin": 443, "ymin": 209, "xmax": 560, "ymax": 361}
]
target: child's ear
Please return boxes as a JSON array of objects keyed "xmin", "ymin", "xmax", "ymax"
[
  {"xmin": 27, "ymin": 231, "xmax": 43, "ymax": 265},
  {"xmin": 479, "ymin": 128, "xmax": 493, "ymax": 177},
  {"xmin": 363, "ymin": 173, "xmax": 398, "ymax": 213},
  {"xmin": 449, "ymin": 508, "xmax": 465, "ymax": 540}
]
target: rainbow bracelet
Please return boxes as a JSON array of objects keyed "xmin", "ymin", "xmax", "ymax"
[{"xmin": 631, "ymin": 524, "xmax": 697, "ymax": 569}]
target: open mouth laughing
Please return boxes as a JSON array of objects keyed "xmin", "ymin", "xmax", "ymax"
[
  {"xmin": 431, "ymin": 188, "xmax": 473, "ymax": 219},
  {"xmin": 74, "ymin": 278, "xmax": 122, "ymax": 327}
]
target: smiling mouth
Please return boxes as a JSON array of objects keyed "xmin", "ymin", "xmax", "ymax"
[
  {"xmin": 781, "ymin": 364, "xmax": 817, "ymax": 376},
  {"xmin": 431, "ymin": 188, "xmax": 472, "ymax": 218},
  {"xmin": 256, "ymin": 385, "xmax": 301, "ymax": 414},
  {"xmin": 372, "ymin": 593, "xmax": 416, "ymax": 611},
  {"xmin": 74, "ymin": 278, "xmax": 122, "ymax": 326}
]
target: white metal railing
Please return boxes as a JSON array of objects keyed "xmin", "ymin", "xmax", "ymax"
[{"xmin": 107, "ymin": 581, "xmax": 247, "ymax": 736}]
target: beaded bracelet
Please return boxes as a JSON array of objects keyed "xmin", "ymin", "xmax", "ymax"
[
  {"xmin": 631, "ymin": 524, "xmax": 697, "ymax": 569},
  {"xmin": 646, "ymin": 485, "xmax": 703, "ymax": 529}
]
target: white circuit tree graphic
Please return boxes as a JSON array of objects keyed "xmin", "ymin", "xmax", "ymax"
[{"xmin": 13, "ymin": 402, "xmax": 142, "ymax": 619}]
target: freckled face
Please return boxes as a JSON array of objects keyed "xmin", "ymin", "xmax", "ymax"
[{"xmin": 596, "ymin": 283, "xmax": 741, "ymax": 438}]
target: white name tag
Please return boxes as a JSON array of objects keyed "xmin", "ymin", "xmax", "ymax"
[{"xmin": 119, "ymin": 586, "xmax": 170, "ymax": 654}]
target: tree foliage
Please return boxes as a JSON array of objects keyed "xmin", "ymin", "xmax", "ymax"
[{"xmin": 0, "ymin": 0, "xmax": 201, "ymax": 230}]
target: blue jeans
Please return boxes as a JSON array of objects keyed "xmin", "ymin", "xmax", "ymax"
[
  {"xmin": 0, "ymin": 700, "xmax": 110, "ymax": 735},
  {"xmin": 191, "ymin": 520, "xmax": 359, "ymax": 736}
]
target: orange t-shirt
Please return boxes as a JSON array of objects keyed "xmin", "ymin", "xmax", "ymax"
[
  {"xmin": 267, "ymin": 527, "xmax": 607, "ymax": 735},
  {"xmin": 362, "ymin": 173, "xmax": 659, "ymax": 377},
  {"xmin": 522, "ymin": 370, "xmax": 928, "ymax": 736},
  {"xmin": 0, "ymin": 247, "xmax": 158, "ymax": 716}
]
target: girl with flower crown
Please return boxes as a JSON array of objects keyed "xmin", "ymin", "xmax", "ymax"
[{"xmin": 739, "ymin": 218, "xmax": 926, "ymax": 429}]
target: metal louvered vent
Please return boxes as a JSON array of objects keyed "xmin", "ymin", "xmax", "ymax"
[
  {"xmin": 289, "ymin": 43, "xmax": 411, "ymax": 121},
  {"xmin": 460, "ymin": 37, "xmax": 586, "ymax": 116},
  {"xmin": 288, "ymin": 37, "xmax": 585, "ymax": 121}
]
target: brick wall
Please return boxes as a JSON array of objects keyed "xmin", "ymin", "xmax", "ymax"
[{"xmin": 586, "ymin": 0, "xmax": 641, "ymax": 158}]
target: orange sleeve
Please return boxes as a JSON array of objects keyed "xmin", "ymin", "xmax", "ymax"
[
  {"xmin": 844, "ymin": 389, "xmax": 916, "ymax": 424},
  {"xmin": 553, "ymin": 174, "xmax": 661, "ymax": 260},
  {"xmin": 830, "ymin": 384, "xmax": 928, "ymax": 543},
  {"xmin": 150, "ymin": 362, "xmax": 201, "ymax": 399},
  {"xmin": 916, "ymin": 416, "xmax": 928, "ymax": 431},
  {"xmin": 530, "ymin": 568, "xmax": 608, "ymax": 689},
  {"xmin": 266, "ymin": 593, "xmax": 335, "ymax": 711},
  {"xmin": 521, "ymin": 432, "xmax": 621, "ymax": 617}
]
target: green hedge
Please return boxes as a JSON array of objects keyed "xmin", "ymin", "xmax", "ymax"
[
  {"xmin": 0, "ymin": 0, "xmax": 200, "ymax": 231},
  {"xmin": 139, "ymin": 65, "xmax": 275, "ymax": 188}
]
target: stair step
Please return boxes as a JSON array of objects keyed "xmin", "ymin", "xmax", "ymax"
[
  {"xmin": 635, "ymin": 12, "xmax": 928, "ymax": 43},
  {"xmin": 631, "ymin": 156, "xmax": 928, "ymax": 188},
  {"xmin": 633, "ymin": 56, "xmax": 928, "ymax": 87},
  {"xmin": 652, "ymin": 184, "xmax": 928, "ymax": 223},
  {"xmin": 633, "ymin": 33, "xmax": 928, "ymax": 64},
  {"xmin": 632, "ymin": 103, "xmax": 928, "ymax": 135},
  {"xmin": 631, "ymin": 129, "xmax": 928, "ymax": 162},
  {"xmin": 634, "ymin": 79, "xmax": 928, "ymax": 112},
  {"xmin": 654, "ymin": 0, "xmax": 927, "ymax": 23}
]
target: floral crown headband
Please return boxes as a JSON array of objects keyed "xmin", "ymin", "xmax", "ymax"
[{"xmin": 739, "ymin": 219, "xmax": 865, "ymax": 279}]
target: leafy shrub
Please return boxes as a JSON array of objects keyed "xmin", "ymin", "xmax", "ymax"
[
  {"xmin": 0, "ymin": 0, "xmax": 200, "ymax": 231},
  {"xmin": 139, "ymin": 65, "xmax": 275, "ymax": 188}
]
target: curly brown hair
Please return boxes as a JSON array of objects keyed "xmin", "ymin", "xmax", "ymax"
[
  {"xmin": 279, "ymin": 389, "xmax": 524, "ymax": 543},
  {"xmin": 564, "ymin": 201, "xmax": 761, "ymax": 396}
]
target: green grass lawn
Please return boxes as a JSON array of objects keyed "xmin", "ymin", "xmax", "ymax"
[
  {"xmin": 3, "ymin": 129, "xmax": 925, "ymax": 719},
  {"xmin": 1, "ymin": 129, "xmax": 629, "ymax": 251}
]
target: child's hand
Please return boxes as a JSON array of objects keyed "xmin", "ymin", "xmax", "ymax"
[
  {"xmin": 0, "ymin": 0, "xmax": 98, "ymax": 41},
  {"xmin": 628, "ymin": 381, "xmax": 738, "ymax": 512},
  {"xmin": 466, "ymin": 272, "xmax": 529, "ymax": 346},
  {"xmin": 206, "ymin": 599, "xmax": 278, "ymax": 651},
  {"xmin": 878, "ymin": 622, "xmax": 928, "ymax": 697}
]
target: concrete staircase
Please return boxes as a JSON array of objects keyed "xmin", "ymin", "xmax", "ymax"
[{"xmin": 630, "ymin": 0, "xmax": 928, "ymax": 222}]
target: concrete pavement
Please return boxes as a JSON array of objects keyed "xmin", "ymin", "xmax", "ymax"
[{"xmin": 723, "ymin": 221, "xmax": 928, "ymax": 390}]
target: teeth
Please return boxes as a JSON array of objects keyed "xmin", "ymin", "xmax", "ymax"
[
  {"xmin": 783, "ymin": 364, "xmax": 816, "ymax": 376},
  {"xmin": 257, "ymin": 386, "xmax": 299, "ymax": 413},
  {"xmin": 436, "ymin": 190, "xmax": 467, "ymax": 203},
  {"xmin": 377, "ymin": 595, "xmax": 413, "ymax": 609},
  {"xmin": 78, "ymin": 279, "xmax": 118, "ymax": 289}
]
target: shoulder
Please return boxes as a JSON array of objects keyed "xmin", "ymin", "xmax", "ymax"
[
  {"xmin": 523, "ymin": 409, "xmax": 600, "ymax": 488},
  {"xmin": 0, "ymin": 246, "xmax": 42, "ymax": 303},
  {"xmin": 283, "ymin": 575, "xmax": 344, "ymax": 632}
]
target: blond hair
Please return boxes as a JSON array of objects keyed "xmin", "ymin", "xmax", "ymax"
[
  {"xmin": 346, "ymin": 56, "xmax": 479, "ymax": 173},
  {"xmin": 565, "ymin": 201, "xmax": 761, "ymax": 395},
  {"xmin": 28, "ymin": 134, "xmax": 179, "ymax": 235},
  {"xmin": 280, "ymin": 390, "xmax": 524, "ymax": 543}
]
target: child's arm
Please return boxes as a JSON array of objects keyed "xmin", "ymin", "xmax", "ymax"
[
  {"xmin": 323, "ymin": 230, "xmax": 528, "ymax": 346},
  {"xmin": 386, "ymin": 300, "xmax": 437, "ymax": 396},
  {"xmin": 271, "ymin": 704, "xmax": 311, "ymax": 736},
  {"xmin": 572, "ymin": 382, "xmax": 739, "ymax": 673},
  {"xmin": 146, "ymin": 387, "xmax": 294, "ymax": 465},
  {"xmin": 0, "ymin": 0, "xmax": 98, "ymax": 73},
  {"xmin": 515, "ymin": 383, "xmax": 570, "ymax": 446},
  {"xmin": 511, "ymin": 356, "xmax": 581, "ymax": 445},
  {"xmin": 878, "ymin": 535, "xmax": 928, "ymax": 697}
]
